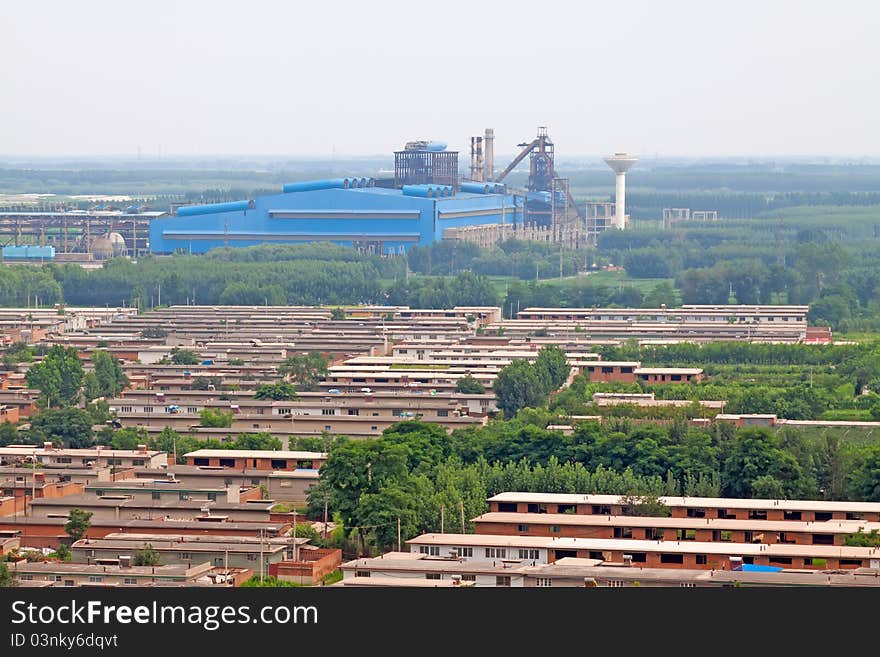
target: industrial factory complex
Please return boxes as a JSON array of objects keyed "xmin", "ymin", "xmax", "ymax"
[{"xmin": 0, "ymin": 127, "xmax": 638, "ymax": 261}]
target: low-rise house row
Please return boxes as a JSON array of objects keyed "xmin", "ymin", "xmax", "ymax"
[
  {"xmin": 405, "ymin": 533, "xmax": 880, "ymax": 570},
  {"xmin": 472, "ymin": 512, "xmax": 880, "ymax": 547},
  {"xmin": 488, "ymin": 492, "xmax": 880, "ymax": 523}
]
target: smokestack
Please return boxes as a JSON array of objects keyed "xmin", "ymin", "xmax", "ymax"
[
  {"xmin": 475, "ymin": 137, "xmax": 483, "ymax": 182},
  {"xmin": 604, "ymin": 153, "xmax": 638, "ymax": 230},
  {"xmin": 484, "ymin": 128, "xmax": 494, "ymax": 181}
]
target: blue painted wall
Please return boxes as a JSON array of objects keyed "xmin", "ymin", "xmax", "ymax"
[{"xmin": 150, "ymin": 184, "xmax": 523, "ymax": 254}]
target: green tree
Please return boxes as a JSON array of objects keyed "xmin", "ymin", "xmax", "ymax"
[
  {"xmin": 132, "ymin": 544, "xmax": 160, "ymax": 566},
  {"xmin": 493, "ymin": 360, "xmax": 545, "ymax": 417},
  {"xmin": 0, "ymin": 422, "xmax": 19, "ymax": 447},
  {"xmin": 29, "ymin": 407, "xmax": 94, "ymax": 448},
  {"xmin": 722, "ymin": 428, "xmax": 805, "ymax": 498},
  {"xmin": 54, "ymin": 543, "xmax": 72, "ymax": 561},
  {"xmin": 240, "ymin": 575, "xmax": 300, "ymax": 587},
  {"xmin": 455, "ymin": 376, "xmax": 485, "ymax": 395},
  {"xmin": 25, "ymin": 345, "xmax": 84, "ymax": 407},
  {"xmin": 844, "ymin": 529, "xmax": 880, "ymax": 547},
  {"xmin": 330, "ymin": 307, "xmax": 345, "ymax": 320},
  {"xmin": 64, "ymin": 509, "xmax": 93, "ymax": 543},
  {"xmin": 534, "ymin": 345, "xmax": 570, "ymax": 391},
  {"xmin": 0, "ymin": 561, "xmax": 13, "ymax": 588},
  {"xmin": 254, "ymin": 382, "xmax": 298, "ymax": 401},
  {"xmin": 849, "ymin": 446, "xmax": 880, "ymax": 501},
  {"xmin": 110, "ymin": 428, "xmax": 146, "ymax": 450},
  {"xmin": 280, "ymin": 352, "xmax": 329, "ymax": 391},
  {"xmin": 91, "ymin": 350, "xmax": 128, "ymax": 397},
  {"xmin": 199, "ymin": 409, "xmax": 234, "ymax": 428},
  {"xmin": 170, "ymin": 348, "xmax": 199, "ymax": 365},
  {"xmin": 618, "ymin": 494, "xmax": 671, "ymax": 517}
]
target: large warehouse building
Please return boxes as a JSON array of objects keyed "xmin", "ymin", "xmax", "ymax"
[
  {"xmin": 149, "ymin": 180, "xmax": 522, "ymax": 255},
  {"xmin": 150, "ymin": 140, "xmax": 525, "ymax": 255}
]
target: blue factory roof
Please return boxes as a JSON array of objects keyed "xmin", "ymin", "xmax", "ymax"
[{"xmin": 150, "ymin": 179, "xmax": 524, "ymax": 255}]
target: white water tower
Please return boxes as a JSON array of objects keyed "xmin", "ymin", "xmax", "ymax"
[{"xmin": 604, "ymin": 153, "xmax": 638, "ymax": 229}]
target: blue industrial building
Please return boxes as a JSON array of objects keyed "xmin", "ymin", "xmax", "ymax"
[{"xmin": 150, "ymin": 178, "xmax": 524, "ymax": 255}]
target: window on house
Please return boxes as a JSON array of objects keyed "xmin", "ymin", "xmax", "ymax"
[
  {"xmin": 89, "ymin": 576, "xmax": 103, "ymax": 583},
  {"xmin": 133, "ymin": 459, "xmax": 144, "ymax": 467},
  {"xmin": 605, "ymin": 579, "xmax": 625, "ymax": 587},
  {"xmin": 815, "ymin": 512, "xmax": 833, "ymax": 522},
  {"xmin": 660, "ymin": 554, "xmax": 684, "ymax": 564},
  {"xmin": 614, "ymin": 527, "xmax": 633, "ymax": 539},
  {"xmin": 592, "ymin": 505, "xmax": 611, "ymax": 515},
  {"xmin": 517, "ymin": 524, "xmax": 529, "ymax": 532},
  {"xmin": 437, "ymin": 409, "xmax": 448, "ymax": 417},
  {"xmin": 187, "ymin": 407, "xmax": 198, "ymax": 414},
  {"xmin": 839, "ymin": 559, "xmax": 862, "ymax": 566},
  {"xmin": 461, "ymin": 574, "xmax": 476, "ymax": 582},
  {"xmin": 355, "ymin": 571, "xmax": 370, "ymax": 577},
  {"xmin": 207, "ymin": 493, "xmax": 217, "ymax": 501},
  {"xmin": 179, "ymin": 492, "xmax": 189, "ymax": 501},
  {"xmin": 716, "ymin": 508, "xmax": 733, "ymax": 519},
  {"xmin": 812, "ymin": 534, "xmax": 834, "ymax": 545},
  {"xmin": 179, "ymin": 552, "xmax": 191, "ymax": 560},
  {"xmin": 270, "ymin": 459, "xmax": 287, "ymax": 469},
  {"xmin": 748, "ymin": 510, "xmax": 768, "ymax": 520},
  {"xmin": 425, "ymin": 573, "xmax": 442, "ymax": 580},
  {"xmin": 246, "ymin": 554, "xmax": 257, "ymax": 561},
  {"xmin": 695, "ymin": 554, "xmax": 708, "ymax": 565},
  {"xmin": 347, "ymin": 409, "xmax": 359, "ymax": 416},
  {"xmin": 322, "ymin": 408, "xmax": 335, "ymax": 415},
  {"xmin": 769, "ymin": 556, "xmax": 793, "ymax": 565},
  {"xmin": 121, "ymin": 406, "xmax": 133, "ymax": 413},
  {"xmin": 219, "ymin": 458, "xmax": 235, "ymax": 468},
  {"xmin": 518, "ymin": 549, "xmax": 539, "ymax": 560},
  {"xmin": 151, "ymin": 492, "xmax": 161, "ymax": 500},
  {"xmin": 784, "ymin": 511, "xmax": 802, "ymax": 521},
  {"xmin": 589, "ymin": 551, "xmax": 604, "ymax": 560},
  {"xmin": 527, "ymin": 503, "xmax": 548, "ymax": 514},
  {"xmin": 123, "ymin": 578, "xmax": 137, "ymax": 585},
  {"xmin": 419, "ymin": 546, "xmax": 440, "ymax": 556},
  {"xmin": 846, "ymin": 512, "xmax": 864, "ymax": 520},
  {"xmin": 485, "ymin": 548, "xmax": 506, "ymax": 559},
  {"xmin": 495, "ymin": 576, "xmax": 511, "ymax": 587},
  {"xmin": 457, "ymin": 547, "xmax": 473, "ymax": 557},
  {"xmin": 550, "ymin": 526, "xmax": 561, "ymax": 534},
  {"xmin": 194, "ymin": 458, "xmax": 209, "ymax": 466},
  {"xmin": 143, "ymin": 406, "xmax": 153, "ymax": 413},
  {"xmin": 630, "ymin": 552, "xmax": 647, "ymax": 563},
  {"xmin": 536, "ymin": 577, "xmax": 552, "ymax": 587},
  {"xmin": 498, "ymin": 503, "xmax": 517, "ymax": 513},
  {"xmin": 557, "ymin": 504, "xmax": 575, "ymax": 514},
  {"xmin": 686, "ymin": 508, "xmax": 706, "ymax": 518}
]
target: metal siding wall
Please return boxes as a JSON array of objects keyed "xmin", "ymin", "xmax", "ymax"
[{"xmin": 151, "ymin": 188, "xmax": 521, "ymax": 254}]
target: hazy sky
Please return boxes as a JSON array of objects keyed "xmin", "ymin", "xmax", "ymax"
[{"xmin": 2, "ymin": 0, "xmax": 878, "ymax": 158}]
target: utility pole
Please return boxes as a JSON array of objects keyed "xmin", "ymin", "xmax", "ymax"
[
  {"xmin": 460, "ymin": 500, "xmax": 465, "ymax": 533},
  {"xmin": 440, "ymin": 505, "xmax": 444, "ymax": 534},
  {"xmin": 397, "ymin": 517, "xmax": 401, "ymax": 552},
  {"xmin": 259, "ymin": 528, "xmax": 264, "ymax": 581},
  {"xmin": 292, "ymin": 508, "xmax": 298, "ymax": 561},
  {"xmin": 30, "ymin": 449, "xmax": 36, "ymax": 517}
]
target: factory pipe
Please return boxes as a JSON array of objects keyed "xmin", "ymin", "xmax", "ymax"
[{"xmin": 177, "ymin": 200, "xmax": 255, "ymax": 217}]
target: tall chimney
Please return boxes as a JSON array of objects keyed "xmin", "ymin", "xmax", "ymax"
[{"xmin": 484, "ymin": 128, "xmax": 494, "ymax": 181}]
